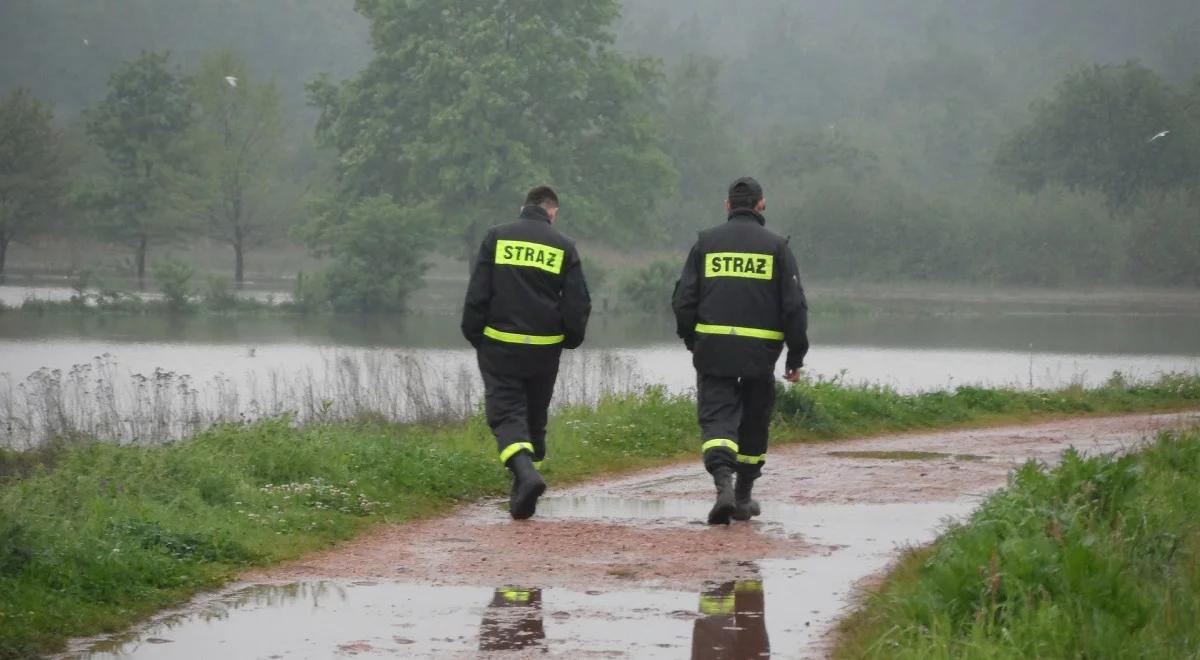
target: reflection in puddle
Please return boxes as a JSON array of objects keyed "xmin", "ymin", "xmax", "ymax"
[
  {"xmin": 693, "ymin": 579, "xmax": 770, "ymax": 659},
  {"xmin": 65, "ymin": 499, "xmax": 976, "ymax": 659},
  {"xmin": 480, "ymin": 587, "xmax": 546, "ymax": 652},
  {"xmin": 69, "ymin": 578, "xmax": 779, "ymax": 658}
]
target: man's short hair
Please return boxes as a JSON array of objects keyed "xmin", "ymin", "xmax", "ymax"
[
  {"xmin": 727, "ymin": 177, "xmax": 764, "ymax": 210},
  {"xmin": 525, "ymin": 185, "xmax": 559, "ymax": 208}
]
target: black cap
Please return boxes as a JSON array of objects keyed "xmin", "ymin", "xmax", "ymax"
[{"xmin": 728, "ymin": 176, "xmax": 763, "ymax": 208}]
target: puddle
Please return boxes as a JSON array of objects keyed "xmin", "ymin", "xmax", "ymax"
[
  {"xmin": 826, "ymin": 450, "xmax": 991, "ymax": 462},
  {"xmin": 64, "ymin": 498, "xmax": 976, "ymax": 659}
]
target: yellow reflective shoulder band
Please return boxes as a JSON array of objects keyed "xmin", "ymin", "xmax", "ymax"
[
  {"xmin": 495, "ymin": 239, "xmax": 565, "ymax": 275},
  {"xmin": 699, "ymin": 594, "xmax": 736, "ymax": 615},
  {"xmin": 499, "ymin": 442, "xmax": 534, "ymax": 465},
  {"xmin": 694, "ymin": 323, "xmax": 784, "ymax": 341},
  {"xmin": 701, "ymin": 438, "xmax": 739, "ymax": 454},
  {"xmin": 483, "ymin": 326, "xmax": 565, "ymax": 346},
  {"xmin": 736, "ymin": 453, "xmax": 766, "ymax": 464}
]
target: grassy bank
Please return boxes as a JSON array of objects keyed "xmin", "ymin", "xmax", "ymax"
[
  {"xmin": 835, "ymin": 427, "xmax": 1200, "ymax": 659},
  {"xmin": 2, "ymin": 375, "xmax": 1200, "ymax": 658}
]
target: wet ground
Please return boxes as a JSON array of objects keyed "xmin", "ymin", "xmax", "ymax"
[{"xmin": 62, "ymin": 411, "xmax": 1200, "ymax": 659}]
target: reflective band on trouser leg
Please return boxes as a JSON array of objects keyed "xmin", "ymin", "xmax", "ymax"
[
  {"xmin": 499, "ymin": 442, "xmax": 535, "ymax": 465},
  {"xmin": 483, "ymin": 326, "xmax": 565, "ymax": 346},
  {"xmin": 735, "ymin": 580, "xmax": 763, "ymax": 593},
  {"xmin": 694, "ymin": 323, "xmax": 784, "ymax": 341},
  {"xmin": 699, "ymin": 594, "xmax": 735, "ymax": 615},
  {"xmin": 701, "ymin": 438, "xmax": 739, "ymax": 455},
  {"xmin": 736, "ymin": 453, "xmax": 766, "ymax": 464}
]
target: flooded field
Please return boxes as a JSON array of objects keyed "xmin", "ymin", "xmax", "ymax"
[{"xmin": 3, "ymin": 285, "xmax": 1200, "ymax": 447}]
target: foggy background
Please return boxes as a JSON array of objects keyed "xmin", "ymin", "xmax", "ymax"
[
  {"xmin": 2, "ymin": 1, "xmax": 1200, "ymax": 448},
  {"xmin": 1, "ymin": 0, "xmax": 1198, "ymax": 299}
]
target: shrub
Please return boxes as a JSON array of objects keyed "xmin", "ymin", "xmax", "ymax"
[
  {"xmin": 618, "ymin": 259, "xmax": 678, "ymax": 314},
  {"xmin": 153, "ymin": 260, "xmax": 194, "ymax": 311},
  {"xmin": 202, "ymin": 276, "xmax": 237, "ymax": 311}
]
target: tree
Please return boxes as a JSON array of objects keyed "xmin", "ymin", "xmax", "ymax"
[
  {"xmin": 0, "ymin": 89, "xmax": 68, "ymax": 279},
  {"xmin": 763, "ymin": 129, "xmax": 877, "ymax": 189},
  {"xmin": 83, "ymin": 51, "xmax": 193, "ymax": 287},
  {"xmin": 995, "ymin": 62, "xmax": 1199, "ymax": 210},
  {"xmin": 297, "ymin": 195, "xmax": 433, "ymax": 312},
  {"xmin": 656, "ymin": 56, "xmax": 742, "ymax": 242},
  {"xmin": 306, "ymin": 0, "xmax": 674, "ymax": 267},
  {"xmin": 189, "ymin": 51, "xmax": 288, "ymax": 288}
]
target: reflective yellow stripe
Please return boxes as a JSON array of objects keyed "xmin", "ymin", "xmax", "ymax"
[
  {"xmin": 499, "ymin": 442, "xmax": 534, "ymax": 465},
  {"xmin": 737, "ymin": 453, "xmax": 766, "ymax": 464},
  {"xmin": 495, "ymin": 240, "xmax": 565, "ymax": 274},
  {"xmin": 702, "ymin": 439, "xmax": 739, "ymax": 454},
  {"xmin": 699, "ymin": 594, "xmax": 735, "ymax": 615},
  {"xmin": 499, "ymin": 588, "xmax": 532, "ymax": 603},
  {"xmin": 735, "ymin": 580, "xmax": 764, "ymax": 593},
  {"xmin": 695, "ymin": 323, "xmax": 784, "ymax": 341},
  {"xmin": 484, "ymin": 326, "xmax": 565, "ymax": 346}
]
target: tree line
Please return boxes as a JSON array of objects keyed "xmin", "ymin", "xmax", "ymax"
[
  {"xmin": 2, "ymin": 0, "xmax": 1199, "ymax": 312},
  {"xmin": 2, "ymin": 50, "xmax": 300, "ymax": 290}
]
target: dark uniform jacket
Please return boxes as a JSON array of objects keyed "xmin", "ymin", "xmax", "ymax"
[
  {"xmin": 672, "ymin": 208, "xmax": 808, "ymax": 377},
  {"xmin": 462, "ymin": 205, "xmax": 591, "ymax": 375}
]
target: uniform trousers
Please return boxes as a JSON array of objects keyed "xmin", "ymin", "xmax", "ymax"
[
  {"xmin": 479, "ymin": 356, "xmax": 559, "ymax": 462},
  {"xmin": 697, "ymin": 372, "xmax": 776, "ymax": 477}
]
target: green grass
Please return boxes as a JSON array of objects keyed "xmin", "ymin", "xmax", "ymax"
[
  {"xmin": 2, "ymin": 375, "xmax": 1200, "ymax": 658},
  {"xmin": 776, "ymin": 371, "xmax": 1200, "ymax": 437},
  {"xmin": 835, "ymin": 428, "xmax": 1200, "ymax": 659}
]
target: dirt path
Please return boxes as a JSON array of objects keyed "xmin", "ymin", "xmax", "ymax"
[{"xmin": 68, "ymin": 411, "xmax": 1200, "ymax": 660}]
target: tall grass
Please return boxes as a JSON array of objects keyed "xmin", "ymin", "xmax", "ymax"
[
  {"xmin": 0, "ymin": 351, "xmax": 643, "ymax": 449},
  {"xmin": 835, "ymin": 428, "xmax": 1200, "ymax": 659},
  {"xmin": 0, "ymin": 388, "xmax": 692, "ymax": 659},
  {"xmin": 2, "ymin": 375, "xmax": 1200, "ymax": 657},
  {"xmin": 776, "ymin": 371, "xmax": 1200, "ymax": 437}
]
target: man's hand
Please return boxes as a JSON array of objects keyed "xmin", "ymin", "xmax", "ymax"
[{"xmin": 784, "ymin": 368, "xmax": 803, "ymax": 383}]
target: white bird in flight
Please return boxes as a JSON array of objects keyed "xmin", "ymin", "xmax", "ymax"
[
  {"xmin": 1148, "ymin": 130, "xmax": 1170, "ymax": 143},
  {"xmin": 224, "ymin": 76, "xmax": 238, "ymax": 88}
]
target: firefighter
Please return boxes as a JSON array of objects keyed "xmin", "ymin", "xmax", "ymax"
[
  {"xmin": 672, "ymin": 177, "xmax": 808, "ymax": 525},
  {"xmin": 691, "ymin": 579, "xmax": 770, "ymax": 659},
  {"xmin": 479, "ymin": 587, "xmax": 546, "ymax": 652},
  {"xmin": 462, "ymin": 185, "xmax": 591, "ymax": 519}
]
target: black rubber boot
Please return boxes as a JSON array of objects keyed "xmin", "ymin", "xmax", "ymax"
[
  {"xmin": 707, "ymin": 468, "xmax": 736, "ymax": 525},
  {"xmin": 507, "ymin": 451, "xmax": 546, "ymax": 520},
  {"xmin": 732, "ymin": 473, "xmax": 761, "ymax": 521}
]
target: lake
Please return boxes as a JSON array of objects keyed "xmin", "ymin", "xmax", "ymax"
[{"xmin": 2, "ymin": 283, "xmax": 1199, "ymax": 447}]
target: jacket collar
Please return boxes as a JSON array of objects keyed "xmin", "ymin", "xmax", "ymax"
[
  {"xmin": 519, "ymin": 205, "xmax": 552, "ymax": 224},
  {"xmin": 727, "ymin": 208, "xmax": 766, "ymax": 226}
]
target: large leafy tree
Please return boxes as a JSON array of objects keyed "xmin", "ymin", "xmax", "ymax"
[
  {"xmin": 995, "ymin": 62, "xmax": 1199, "ymax": 210},
  {"xmin": 83, "ymin": 51, "xmax": 194, "ymax": 287},
  {"xmin": 307, "ymin": 0, "xmax": 674, "ymax": 266},
  {"xmin": 189, "ymin": 51, "xmax": 289, "ymax": 288},
  {"xmin": 0, "ymin": 89, "xmax": 68, "ymax": 279}
]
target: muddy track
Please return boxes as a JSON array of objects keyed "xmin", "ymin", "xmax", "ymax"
[{"xmin": 69, "ymin": 411, "xmax": 1200, "ymax": 659}]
